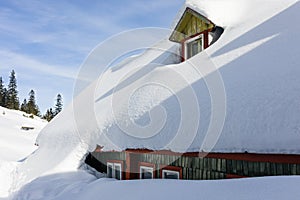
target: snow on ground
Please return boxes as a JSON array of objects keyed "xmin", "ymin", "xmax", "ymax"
[
  {"xmin": 13, "ymin": 175, "xmax": 300, "ymax": 200},
  {"xmin": 1, "ymin": 0, "xmax": 300, "ymax": 199},
  {"xmin": 0, "ymin": 106, "xmax": 47, "ymax": 198},
  {"xmin": 0, "ymin": 106, "xmax": 47, "ymax": 162}
]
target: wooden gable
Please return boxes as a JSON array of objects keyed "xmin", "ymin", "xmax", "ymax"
[{"xmin": 170, "ymin": 8, "xmax": 215, "ymax": 43}]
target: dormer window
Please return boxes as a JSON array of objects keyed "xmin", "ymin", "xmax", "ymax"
[
  {"xmin": 170, "ymin": 8, "xmax": 223, "ymax": 61},
  {"xmin": 185, "ymin": 34, "xmax": 204, "ymax": 59}
]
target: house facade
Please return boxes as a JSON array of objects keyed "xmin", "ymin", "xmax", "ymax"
[
  {"xmin": 86, "ymin": 148, "xmax": 300, "ymax": 180},
  {"xmin": 85, "ymin": 6, "xmax": 300, "ymax": 180}
]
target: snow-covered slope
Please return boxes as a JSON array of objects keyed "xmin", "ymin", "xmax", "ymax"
[
  {"xmin": 0, "ymin": 106, "xmax": 47, "ymax": 162},
  {"xmin": 0, "ymin": 106, "xmax": 47, "ymax": 197},
  {"xmin": 2, "ymin": 0, "xmax": 300, "ymax": 198}
]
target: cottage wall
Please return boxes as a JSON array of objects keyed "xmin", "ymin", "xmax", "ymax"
[{"xmin": 86, "ymin": 151, "xmax": 300, "ymax": 180}]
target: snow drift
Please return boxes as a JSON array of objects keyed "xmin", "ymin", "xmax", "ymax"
[
  {"xmin": 13, "ymin": 175, "xmax": 300, "ymax": 200},
  {"xmin": 0, "ymin": 106, "xmax": 46, "ymax": 162},
  {"xmin": 0, "ymin": 106, "xmax": 47, "ymax": 197}
]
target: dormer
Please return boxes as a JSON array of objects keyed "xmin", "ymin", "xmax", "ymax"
[{"xmin": 169, "ymin": 8, "xmax": 223, "ymax": 61}]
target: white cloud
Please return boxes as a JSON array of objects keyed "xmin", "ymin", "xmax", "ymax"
[{"xmin": 0, "ymin": 49, "xmax": 77, "ymax": 80}]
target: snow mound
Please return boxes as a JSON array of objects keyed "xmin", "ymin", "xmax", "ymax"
[
  {"xmin": 13, "ymin": 175, "xmax": 300, "ymax": 200},
  {"xmin": 0, "ymin": 106, "xmax": 47, "ymax": 198},
  {"xmin": 0, "ymin": 106, "xmax": 47, "ymax": 162}
]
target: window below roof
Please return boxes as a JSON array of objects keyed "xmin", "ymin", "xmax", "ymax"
[
  {"xmin": 185, "ymin": 34, "xmax": 204, "ymax": 59},
  {"xmin": 139, "ymin": 162, "xmax": 155, "ymax": 179},
  {"xmin": 169, "ymin": 8, "xmax": 223, "ymax": 61},
  {"xmin": 107, "ymin": 161, "xmax": 123, "ymax": 180},
  {"xmin": 160, "ymin": 165, "xmax": 182, "ymax": 179},
  {"xmin": 140, "ymin": 166, "xmax": 154, "ymax": 179},
  {"xmin": 162, "ymin": 170, "xmax": 180, "ymax": 179}
]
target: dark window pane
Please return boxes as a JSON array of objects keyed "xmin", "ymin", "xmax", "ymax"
[
  {"xmin": 115, "ymin": 165, "xmax": 121, "ymax": 180},
  {"xmin": 192, "ymin": 42, "xmax": 199, "ymax": 56},
  {"xmin": 163, "ymin": 171, "xmax": 179, "ymax": 179},
  {"xmin": 107, "ymin": 165, "xmax": 113, "ymax": 178},
  {"xmin": 140, "ymin": 167, "xmax": 153, "ymax": 179},
  {"xmin": 187, "ymin": 37, "xmax": 203, "ymax": 59}
]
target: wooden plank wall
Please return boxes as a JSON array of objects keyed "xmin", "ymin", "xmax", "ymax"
[{"xmin": 86, "ymin": 152, "xmax": 300, "ymax": 180}]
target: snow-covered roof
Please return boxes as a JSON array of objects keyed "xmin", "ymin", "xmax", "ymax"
[{"xmin": 37, "ymin": 0, "xmax": 300, "ymax": 155}]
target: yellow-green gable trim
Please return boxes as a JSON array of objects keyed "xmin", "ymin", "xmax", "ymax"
[{"xmin": 170, "ymin": 8, "xmax": 215, "ymax": 43}]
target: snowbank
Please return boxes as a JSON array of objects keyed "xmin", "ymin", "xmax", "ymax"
[
  {"xmin": 0, "ymin": 106, "xmax": 47, "ymax": 161},
  {"xmin": 13, "ymin": 175, "xmax": 300, "ymax": 200},
  {"xmin": 0, "ymin": 106, "xmax": 47, "ymax": 197}
]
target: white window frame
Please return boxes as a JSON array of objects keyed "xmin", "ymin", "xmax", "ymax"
[
  {"xmin": 184, "ymin": 34, "xmax": 204, "ymax": 60},
  {"xmin": 107, "ymin": 162, "xmax": 113, "ymax": 178},
  {"xmin": 107, "ymin": 162, "xmax": 122, "ymax": 180},
  {"xmin": 162, "ymin": 169, "xmax": 180, "ymax": 179},
  {"xmin": 140, "ymin": 166, "xmax": 154, "ymax": 179}
]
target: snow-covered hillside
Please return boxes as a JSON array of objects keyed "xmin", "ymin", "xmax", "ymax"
[
  {"xmin": 1, "ymin": 0, "xmax": 300, "ymax": 199},
  {"xmin": 0, "ymin": 106, "xmax": 47, "ymax": 197},
  {"xmin": 0, "ymin": 106, "xmax": 47, "ymax": 162}
]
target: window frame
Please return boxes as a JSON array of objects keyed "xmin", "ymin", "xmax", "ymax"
[
  {"xmin": 184, "ymin": 34, "xmax": 204, "ymax": 59},
  {"xmin": 138, "ymin": 162, "xmax": 156, "ymax": 179},
  {"xmin": 160, "ymin": 165, "xmax": 183, "ymax": 179},
  {"xmin": 107, "ymin": 162, "xmax": 114, "ymax": 178},
  {"xmin": 162, "ymin": 169, "xmax": 180, "ymax": 179},
  {"xmin": 107, "ymin": 160, "xmax": 124, "ymax": 180}
]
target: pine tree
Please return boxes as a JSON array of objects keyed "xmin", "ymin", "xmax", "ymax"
[
  {"xmin": 2, "ymin": 88, "xmax": 8, "ymax": 108},
  {"xmin": 7, "ymin": 70, "xmax": 19, "ymax": 110},
  {"xmin": 27, "ymin": 89, "xmax": 40, "ymax": 116},
  {"xmin": 0, "ymin": 77, "xmax": 4, "ymax": 107},
  {"xmin": 54, "ymin": 94, "xmax": 63, "ymax": 116},
  {"xmin": 20, "ymin": 98, "xmax": 28, "ymax": 113},
  {"xmin": 43, "ymin": 108, "xmax": 54, "ymax": 122}
]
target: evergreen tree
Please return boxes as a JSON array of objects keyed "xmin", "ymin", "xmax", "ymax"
[
  {"xmin": 43, "ymin": 108, "xmax": 54, "ymax": 122},
  {"xmin": 54, "ymin": 94, "xmax": 63, "ymax": 116},
  {"xmin": 2, "ymin": 88, "xmax": 8, "ymax": 108},
  {"xmin": 27, "ymin": 89, "xmax": 40, "ymax": 116},
  {"xmin": 7, "ymin": 70, "xmax": 19, "ymax": 110},
  {"xmin": 20, "ymin": 98, "xmax": 28, "ymax": 113},
  {"xmin": 0, "ymin": 77, "xmax": 4, "ymax": 107}
]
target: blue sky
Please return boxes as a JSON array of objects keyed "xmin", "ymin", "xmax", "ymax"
[{"xmin": 0, "ymin": 0, "xmax": 185, "ymax": 113}]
